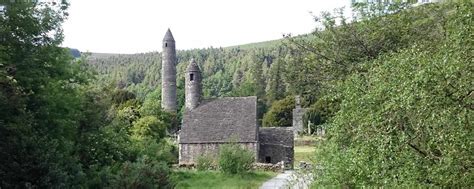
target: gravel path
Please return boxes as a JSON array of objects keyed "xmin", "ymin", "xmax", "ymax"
[
  {"xmin": 260, "ymin": 171, "xmax": 294, "ymax": 189},
  {"xmin": 260, "ymin": 170, "xmax": 313, "ymax": 189}
]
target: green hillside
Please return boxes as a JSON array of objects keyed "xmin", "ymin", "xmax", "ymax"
[
  {"xmin": 84, "ymin": 38, "xmax": 284, "ymax": 59},
  {"xmin": 224, "ymin": 38, "xmax": 283, "ymax": 50}
]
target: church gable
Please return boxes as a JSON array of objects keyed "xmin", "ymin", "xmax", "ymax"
[{"xmin": 180, "ymin": 96, "xmax": 258, "ymax": 144}]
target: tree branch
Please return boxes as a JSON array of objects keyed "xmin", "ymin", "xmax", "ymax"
[{"xmin": 408, "ymin": 142, "xmax": 427, "ymax": 157}]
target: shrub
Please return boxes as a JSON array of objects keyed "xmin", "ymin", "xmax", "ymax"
[
  {"xmin": 262, "ymin": 96, "xmax": 295, "ymax": 127},
  {"xmin": 218, "ymin": 143, "xmax": 254, "ymax": 174},
  {"xmin": 196, "ymin": 154, "xmax": 215, "ymax": 171},
  {"xmin": 131, "ymin": 116, "xmax": 167, "ymax": 142},
  {"xmin": 109, "ymin": 156, "xmax": 174, "ymax": 189},
  {"xmin": 303, "ymin": 96, "xmax": 341, "ymax": 134},
  {"xmin": 314, "ymin": 1, "xmax": 473, "ymax": 187}
]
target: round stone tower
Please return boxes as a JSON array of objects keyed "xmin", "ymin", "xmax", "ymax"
[
  {"xmin": 185, "ymin": 58, "xmax": 202, "ymax": 110},
  {"xmin": 161, "ymin": 29, "xmax": 177, "ymax": 112}
]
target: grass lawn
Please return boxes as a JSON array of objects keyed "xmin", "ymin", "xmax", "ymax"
[
  {"xmin": 173, "ymin": 170, "xmax": 276, "ymax": 189},
  {"xmin": 298, "ymin": 135, "xmax": 323, "ymax": 141},
  {"xmin": 294, "ymin": 145, "xmax": 316, "ymax": 164}
]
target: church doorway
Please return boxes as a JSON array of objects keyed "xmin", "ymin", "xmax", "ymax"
[{"xmin": 265, "ymin": 156, "xmax": 272, "ymax": 163}]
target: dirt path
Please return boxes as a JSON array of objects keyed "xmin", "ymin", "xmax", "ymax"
[{"xmin": 260, "ymin": 170, "xmax": 313, "ymax": 189}]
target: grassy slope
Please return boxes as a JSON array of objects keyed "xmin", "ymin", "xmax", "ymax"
[
  {"xmin": 295, "ymin": 145, "xmax": 316, "ymax": 164},
  {"xmin": 87, "ymin": 38, "xmax": 286, "ymax": 57},
  {"xmin": 294, "ymin": 135, "xmax": 321, "ymax": 165},
  {"xmin": 173, "ymin": 170, "xmax": 276, "ymax": 189},
  {"xmin": 224, "ymin": 38, "xmax": 283, "ymax": 50},
  {"xmin": 225, "ymin": 34, "xmax": 314, "ymax": 50}
]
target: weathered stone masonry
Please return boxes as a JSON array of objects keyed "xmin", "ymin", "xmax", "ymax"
[
  {"xmin": 179, "ymin": 143, "xmax": 258, "ymax": 165},
  {"xmin": 161, "ymin": 29, "xmax": 177, "ymax": 112},
  {"xmin": 160, "ymin": 29, "xmax": 294, "ymax": 167},
  {"xmin": 179, "ymin": 96, "xmax": 260, "ymax": 164},
  {"xmin": 259, "ymin": 127, "xmax": 294, "ymax": 168},
  {"xmin": 292, "ymin": 96, "xmax": 308, "ymax": 135}
]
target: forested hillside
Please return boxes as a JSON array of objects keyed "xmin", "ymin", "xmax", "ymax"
[{"xmin": 85, "ymin": 42, "xmax": 298, "ymax": 125}]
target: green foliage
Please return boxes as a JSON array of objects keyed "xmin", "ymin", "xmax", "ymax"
[
  {"xmin": 85, "ymin": 34, "xmax": 294, "ymax": 127},
  {"xmin": 131, "ymin": 116, "xmax": 167, "ymax": 142},
  {"xmin": 196, "ymin": 154, "xmax": 216, "ymax": 171},
  {"xmin": 0, "ymin": 2, "xmax": 177, "ymax": 187},
  {"xmin": 74, "ymin": 88, "xmax": 177, "ymax": 187},
  {"xmin": 0, "ymin": 1, "xmax": 87, "ymax": 187},
  {"xmin": 75, "ymin": 87, "xmax": 128, "ymax": 167},
  {"xmin": 112, "ymin": 89, "xmax": 137, "ymax": 104},
  {"xmin": 218, "ymin": 143, "xmax": 255, "ymax": 175},
  {"xmin": 86, "ymin": 42, "xmax": 292, "ymax": 114},
  {"xmin": 116, "ymin": 99, "xmax": 141, "ymax": 125},
  {"xmin": 284, "ymin": 0, "xmax": 449, "ymax": 102},
  {"xmin": 304, "ymin": 96, "xmax": 340, "ymax": 133},
  {"xmin": 3, "ymin": 0, "xmax": 468, "ymax": 188},
  {"xmin": 262, "ymin": 96, "xmax": 295, "ymax": 127},
  {"xmin": 266, "ymin": 59, "xmax": 286, "ymax": 104},
  {"xmin": 140, "ymin": 87, "xmax": 162, "ymax": 116},
  {"xmin": 314, "ymin": 1, "xmax": 473, "ymax": 187},
  {"xmin": 109, "ymin": 156, "xmax": 174, "ymax": 189},
  {"xmin": 141, "ymin": 88, "xmax": 179, "ymax": 132}
]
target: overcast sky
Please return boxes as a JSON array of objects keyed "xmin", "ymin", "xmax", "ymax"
[{"xmin": 62, "ymin": 0, "xmax": 350, "ymax": 54}]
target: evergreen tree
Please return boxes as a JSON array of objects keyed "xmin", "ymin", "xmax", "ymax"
[{"xmin": 266, "ymin": 59, "xmax": 285, "ymax": 105}]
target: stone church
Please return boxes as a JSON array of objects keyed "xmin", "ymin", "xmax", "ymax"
[{"xmin": 160, "ymin": 29, "xmax": 295, "ymax": 167}]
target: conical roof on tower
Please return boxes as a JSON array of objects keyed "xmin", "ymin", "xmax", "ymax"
[
  {"xmin": 163, "ymin": 28, "xmax": 175, "ymax": 41},
  {"xmin": 187, "ymin": 58, "xmax": 200, "ymax": 72}
]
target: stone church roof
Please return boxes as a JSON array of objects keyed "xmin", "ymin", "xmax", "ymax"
[{"xmin": 180, "ymin": 96, "xmax": 258, "ymax": 144}]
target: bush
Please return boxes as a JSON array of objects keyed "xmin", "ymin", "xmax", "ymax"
[
  {"xmin": 218, "ymin": 143, "xmax": 254, "ymax": 174},
  {"xmin": 262, "ymin": 96, "xmax": 295, "ymax": 127},
  {"xmin": 131, "ymin": 116, "xmax": 167, "ymax": 142},
  {"xmin": 314, "ymin": 1, "xmax": 473, "ymax": 187},
  {"xmin": 304, "ymin": 96, "xmax": 340, "ymax": 134},
  {"xmin": 109, "ymin": 156, "xmax": 174, "ymax": 189},
  {"xmin": 196, "ymin": 154, "xmax": 215, "ymax": 171}
]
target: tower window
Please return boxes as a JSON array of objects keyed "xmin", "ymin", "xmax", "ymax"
[
  {"xmin": 190, "ymin": 73, "xmax": 194, "ymax": 81},
  {"xmin": 165, "ymin": 43, "xmax": 167, "ymax": 47}
]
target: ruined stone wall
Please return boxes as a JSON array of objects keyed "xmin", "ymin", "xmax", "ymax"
[
  {"xmin": 259, "ymin": 144, "xmax": 294, "ymax": 168},
  {"xmin": 258, "ymin": 127, "xmax": 294, "ymax": 169},
  {"xmin": 179, "ymin": 142, "xmax": 258, "ymax": 165}
]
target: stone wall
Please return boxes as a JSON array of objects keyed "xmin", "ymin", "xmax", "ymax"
[
  {"xmin": 258, "ymin": 127, "xmax": 294, "ymax": 169},
  {"xmin": 179, "ymin": 142, "xmax": 258, "ymax": 165}
]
